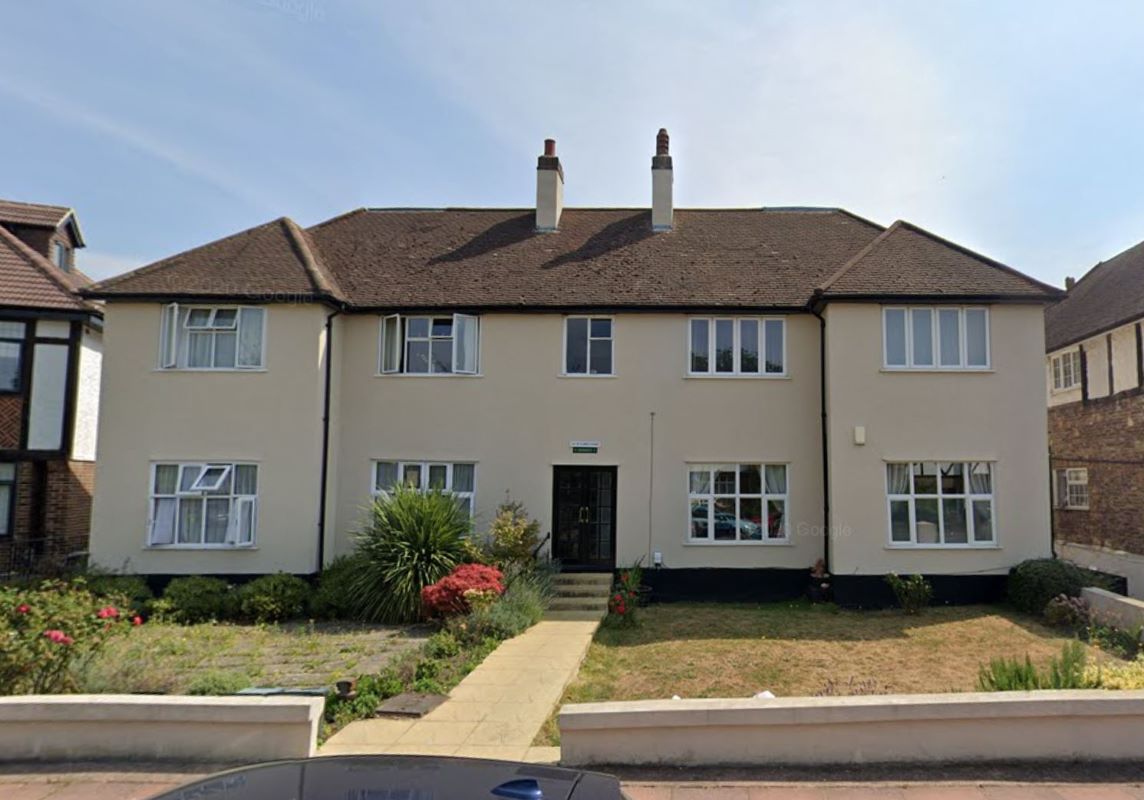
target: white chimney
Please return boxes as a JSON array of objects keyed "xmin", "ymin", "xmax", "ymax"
[
  {"xmin": 536, "ymin": 138, "xmax": 563, "ymax": 232},
  {"xmin": 652, "ymin": 128, "xmax": 673, "ymax": 231}
]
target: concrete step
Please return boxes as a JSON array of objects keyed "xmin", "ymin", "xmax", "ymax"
[
  {"xmin": 549, "ymin": 596, "xmax": 609, "ymax": 611},
  {"xmin": 553, "ymin": 587, "xmax": 610, "ymax": 598},
  {"xmin": 553, "ymin": 573, "xmax": 613, "ymax": 586},
  {"xmin": 544, "ymin": 609, "xmax": 607, "ymax": 622}
]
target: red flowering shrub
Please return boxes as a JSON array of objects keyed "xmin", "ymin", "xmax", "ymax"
[
  {"xmin": 1, "ymin": 579, "xmax": 139, "ymax": 695},
  {"xmin": 421, "ymin": 564, "xmax": 505, "ymax": 618}
]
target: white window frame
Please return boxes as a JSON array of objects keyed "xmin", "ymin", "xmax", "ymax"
[
  {"xmin": 377, "ymin": 314, "xmax": 479, "ymax": 376},
  {"xmin": 53, "ymin": 242, "xmax": 69, "ymax": 271},
  {"xmin": 1051, "ymin": 350, "xmax": 1081, "ymax": 392},
  {"xmin": 562, "ymin": 316, "xmax": 614, "ymax": 376},
  {"xmin": 687, "ymin": 317, "xmax": 786, "ymax": 377},
  {"xmin": 686, "ymin": 462, "xmax": 789, "ymax": 544},
  {"xmin": 885, "ymin": 461, "xmax": 996, "ymax": 547},
  {"xmin": 159, "ymin": 303, "xmax": 266, "ymax": 371},
  {"xmin": 371, "ymin": 460, "xmax": 476, "ymax": 517},
  {"xmin": 1055, "ymin": 467, "xmax": 1089, "ymax": 510},
  {"xmin": 147, "ymin": 461, "xmax": 258, "ymax": 548},
  {"xmin": 883, "ymin": 306, "xmax": 990, "ymax": 371}
]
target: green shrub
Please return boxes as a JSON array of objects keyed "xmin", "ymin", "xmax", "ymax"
[
  {"xmin": 0, "ymin": 579, "xmax": 136, "ymax": 694},
  {"xmin": 488, "ymin": 501, "xmax": 541, "ymax": 567},
  {"xmin": 82, "ymin": 573, "xmax": 153, "ymax": 613},
  {"xmin": 238, "ymin": 573, "xmax": 312, "ymax": 623},
  {"xmin": 1008, "ymin": 558, "xmax": 1105, "ymax": 616},
  {"xmin": 348, "ymin": 485, "xmax": 471, "ymax": 623},
  {"xmin": 425, "ymin": 630, "xmax": 462, "ymax": 659},
  {"xmin": 1087, "ymin": 654, "xmax": 1144, "ymax": 689},
  {"xmin": 311, "ymin": 554, "xmax": 368, "ymax": 620},
  {"xmin": 186, "ymin": 670, "xmax": 251, "ymax": 695},
  {"xmin": 1086, "ymin": 623, "xmax": 1144, "ymax": 659},
  {"xmin": 451, "ymin": 570, "xmax": 548, "ymax": 644},
  {"xmin": 162, "ymin": 576, "xmax": 237, "ymax": 623},
  {"xmin": 977, "ymin": 641, "xmax": 1090, "ymax": 691},
  {"xmin": 1043, "ymin": 593, "xmax": 1090, "ymax": 629},
  {"xmin": 885, "ymin": 573, "xmax": 932, "ymax": 614}
]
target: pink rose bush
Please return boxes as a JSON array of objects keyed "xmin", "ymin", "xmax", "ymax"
[{"xmin": 1, "ymin": 580, "xmax": 139, "ymax": 694}]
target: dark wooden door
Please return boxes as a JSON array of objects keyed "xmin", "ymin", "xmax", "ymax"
[{"xmin": 552, "ymin": 466, "xmax": 616, "ymax": 570}]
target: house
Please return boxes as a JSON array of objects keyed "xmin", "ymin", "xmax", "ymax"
[
  {"xmin": 85, "ymin": 131, "xmax": 1059, "ymax": 606},
  {"xmin": 0, "ymin": 198, "xmax": 102, "ymax": 575},
  {"xmin": 1045, "ymin": 240, "xmax": 1144, "ymax": 597}
]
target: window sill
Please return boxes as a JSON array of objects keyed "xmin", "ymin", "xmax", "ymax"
[
  {"xmin": 1050, "ymin": 386, "xmax": 1081, "ymax": 395},
  {"xmin": 153, "ymin": 368, "xmax": 267, "ymax": 373},
  {"xmin": 145, "ymin": 545, "xmax": 258, "ymax": 551},
  {"xmin": 685, "ymin": 539, "xmax": 792, "ymax": 547},
  {"xmin": 558, "ymin": 373, "xmax": 617, "ymax": 379},
  {"xmin": 1058, "ymin": 507, "xmax": 1089, "ymax": 512},
  {"xmin": 685, "ymin": 373, "xmax": 789, "ymax": 380},
  {"xmin": 374, "ymin": 373, "xmax": 483, "ymax": 379},
  {"xmin": 880, "ymin": 368, "xmax": 993, "ymax": 374},
  {"xmin": 884, "ymin": 544, "xmax": 1001, "ymax": 550}
]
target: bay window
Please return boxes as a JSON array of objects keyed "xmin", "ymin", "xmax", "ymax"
[
  {"xmin": 149, "ymin": 462, "xmax": 258, "ymax": 547},
  {"xmin": 688, "ymin": 462, "xmax": 788, "ymax": 542},
  {"xmin": 689, "ymin": 317, "xmax": 785, "ymax": 376},
  {"xmin": 883, "ymin": 307, "xmax": 989, "ymax": 370},
  {"xmin": 380, "ymin": 314, "xmax": 479, "ymax": 375},
  {"xmin": 886, "ymin": 461, "xmax": 995, "ymax": 546},
  {"xmin": 373, "ymin": 460, "xmax": 476, "ymax": 517},
  {"xmin": 159, "ymin": 304, "xmax": 265, "ymax": 370}
]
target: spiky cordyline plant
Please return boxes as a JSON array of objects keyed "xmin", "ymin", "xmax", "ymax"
[{"xmin": 348, "ymin": 485, "xmax": 472, "ymax": 623}]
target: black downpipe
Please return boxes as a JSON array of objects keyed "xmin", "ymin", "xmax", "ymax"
[
  {"xmin": 810, "ymin": 299, "xmax": 831, "ymax": 572},
  {"xmin": 316, "ymin": 308, "xmax": 341, "ymax": 573}
]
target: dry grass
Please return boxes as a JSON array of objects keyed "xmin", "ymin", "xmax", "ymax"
[{"xmin": 536, "ymin": 601, "xmax": 1103, "ymax": 744}]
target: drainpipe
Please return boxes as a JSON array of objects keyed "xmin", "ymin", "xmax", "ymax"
[
  {"xmin": 809, "ymin": 292, "xmax": 831, "ymax": 572},
  {"xmin": 316, "ymin": 306, "xmax": 342, "ymax": 573}
]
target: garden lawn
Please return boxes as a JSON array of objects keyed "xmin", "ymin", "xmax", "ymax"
[
  {"xmin": 82, "ymin": 621, "xmax": 427, "ymax": 694},
  {"xmin": 537, "ymin": 600, "xmax": 1106, "ymax": 745}
]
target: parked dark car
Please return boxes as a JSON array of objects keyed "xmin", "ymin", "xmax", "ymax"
[{"xmin": 149, "ymin": 755, "xmax": 626, "ymax": 799}]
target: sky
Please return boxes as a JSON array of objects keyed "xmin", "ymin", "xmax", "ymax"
[{"xmin": 3, "ymin": 1, "xmax": 1144, "ymax": 287}]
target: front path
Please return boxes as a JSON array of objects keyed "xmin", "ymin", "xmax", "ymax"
[{"xmin": 320, "ymin": 618, "xmax": 598, "ymax": 761}]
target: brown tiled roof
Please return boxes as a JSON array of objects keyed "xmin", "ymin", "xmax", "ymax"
[
  {"xmin": 88, "ymin": 207, "xmax": 1059, "ymax": 310},
  {"xmin": 0, "ymin": 225, "xmax": 94, "ymax": 313},
  {"xmin": 1045, "ymin": 239, "xmax": 1144, "ymax": 351},
  {"xmin": 819, "ymin": 221, "xmax": 1060, "ymax": 301},
  {"xmin": 89, "ymin": 217, "xmax": 343, "ymax": 302},
  {"xmin": 0, "ymin": 198, "xmax": 85, "ymax": 247}
]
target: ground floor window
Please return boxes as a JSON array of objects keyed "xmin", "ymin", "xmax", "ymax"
[
  {"xmin": 148, "ymin": 462, "xmax": 258, "ymax": 547},
  {"xmin": 0, "ymin": 463, "xmax": 15, "ymax": 536},
  {"xmin": 886, "ymin": 461, "xmax": 994, "ymax": 545},
  {"xmin": 372, "ymin": 460, "xmax": 476, "ymax": 517},
  {"xmin": 688, "ymin": 463, "xmax": 787, "ymax": 542},
  {"xmin": 1054, "ymin": 468, "xmax": 1089, "ymax": 510}
]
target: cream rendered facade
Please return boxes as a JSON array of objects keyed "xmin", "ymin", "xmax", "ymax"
[{"xmin": 91, "ymin": 299, "xmax": 1051, "ymax": 597}]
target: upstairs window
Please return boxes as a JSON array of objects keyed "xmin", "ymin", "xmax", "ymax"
[
  {"xmin": 380, "ymin": 314, "xmax": 478, "ymax": 375},
  {"xmin": 689, "ymin": 318, "xmax": 785, "ymax": 376},
  {"xmin": 883, "ymin": 307, "xmax": 989, "ymax": 370},
  {"xmin": 1054, "ymin": 468, "xmax": 1089, "ymax": 510},
  {"xmin": 159, "ymin": 304, "xmax": 265, "ymax": 370},
  {"xmin": 886, "ymin": 461, "xmax": 995, "ymax": 546},
  {"xmin": 148, "ymin": 462, "xmax": 258, "ymax": 547},
  {"xmin": 564, "ymin": 317, "xmax": 613, "ymax": 376},
  {"xmin": 372, "ymin": 460, "xmax": 476, "ymax": 517},
  {"xmin": 1051, "ymin": 350, "xmax": 1081, "ymax": 391},
  {"xmin": 0, "ymin": 321, "xmax": 25, "ymax": 392},
  {"xmin": 53, "ymin": 242, "xmax": 70, "ymax": 271}
]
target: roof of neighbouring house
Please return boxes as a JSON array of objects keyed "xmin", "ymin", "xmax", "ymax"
[
  {"xmin": 0, "ymin": 224, "xmax": 96, "ymax": 313},
  {"xmin": 1044, "ymin": 239, "xmax": 1144, "ymax": 351},
  {"xmin": 86, "ymin": 207, "xmax": 1060, "ymax": 310},
  {"xmin": 0, "ymin": 198, "xmax": 85, "ymax": 247}
]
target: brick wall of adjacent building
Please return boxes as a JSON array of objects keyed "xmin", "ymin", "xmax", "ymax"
[
  {"xmin": 0, "ymin": 459, "xmax": 93, "ymax": 576},
  {"xmin": 1049, "ymin": 391, "xmax": 1144, "ymax": 555}
]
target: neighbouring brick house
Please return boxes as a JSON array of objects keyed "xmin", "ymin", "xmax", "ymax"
[
  {"xmin": 0, "ymin": 199, "xmax": 103, "ymax": 576},
  {"xmin": 1046, "ymin": 239, "xmax": 1144, "ymax": 597}
]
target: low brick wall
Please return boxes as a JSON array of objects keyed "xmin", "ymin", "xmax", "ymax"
[
  {"xmin": 0, "ymin": 695, "xmax": 323, "ymax": 762},
  {"xmin": 559, "ymin": 691, "xmax": 1144, "ymax": 766},
  {"xmin": 1084, "ymin": 586, "xmax": 1144, "ymax": 634}
]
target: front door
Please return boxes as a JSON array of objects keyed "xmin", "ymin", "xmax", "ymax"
[{"xmin": 552, "ymin": 466, "xmax": 616, "ymax": 570}]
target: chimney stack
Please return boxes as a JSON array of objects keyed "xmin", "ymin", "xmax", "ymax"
[
  {"xmin": 652, "ymin": 128, "xmax": 673, "ymax": 231},
  {"xmin": 1065, "ymin": 276, "xmax": 1076, "ymax": 291},
  {"xmin": 536, "ymin": 138, "xmax": 564, "ymax": 232}
]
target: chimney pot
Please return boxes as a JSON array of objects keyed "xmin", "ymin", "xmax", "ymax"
[
  {"xmin": 544, "ymin": 138, "xmax": 556, "ymax": 157},
  {"xmin": 651, "ymin": 128, "xmax": 673, "ymax": 231}
]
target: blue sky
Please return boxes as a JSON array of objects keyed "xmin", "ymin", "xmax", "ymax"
[{"xmin": 3, "ymin": 1, "xmax": 1143, "ymax": 286}]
